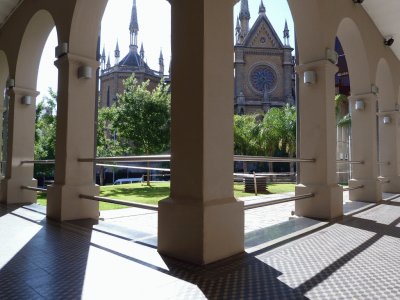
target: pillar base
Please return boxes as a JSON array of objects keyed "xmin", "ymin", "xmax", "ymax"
[
  {"xmin": 1, "ymin": 177, "xmax": 37, "ymax": 204},
  {"xmin": 379, "ymin": 176, "xmax": 400, "ymax": 194},
  {"xmin": 349, "ymin": 179, "xmax": 381, "ymax": 203},
  {"xmin": 47, "ymin": 183, "xmax": 99, "ymax": 221},
  {"xmin": 158, "ymin": 198, "xmax": 244, "ymax": 265},
  {"xmin": 295, "ymin": 184, "xmax": 343, "ymax": 220}
]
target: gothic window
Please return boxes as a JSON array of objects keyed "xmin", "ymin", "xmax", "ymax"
[{"xmin": 249, "ymin": 65, "xmax": 277, "ymax": 93}]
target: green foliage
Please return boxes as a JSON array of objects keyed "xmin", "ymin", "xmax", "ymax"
[
  {"xmin": 34, "ymin": 88, "xmax": 57, "ymax": 178},
  {"xmin": 233, "ymin": 105, "xmax": 297, "ymax": 158},
  {"xmin": 112, "ymin": 76, "xmax": 171, "ymax": 155},
  {"xmin": 335, "ymin": 94, "xmax": 351, "ymax": 127}
]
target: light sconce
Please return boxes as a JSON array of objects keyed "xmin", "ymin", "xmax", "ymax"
[
  {"xmin": 304, "ymin": 71, "xmax": 317, "ymax": 85},
  {"xmin": 352, "ymin": 0, "xmax": 364, "ymax": 3},
  {"xmin": 55, "ymin": 42, "xmax": 69, "ymax": 58},
  {"xmin": 384, "ymin": 37, "xmax": 394, "ymax": 47},
  {"xmin": 326, "ymin": 48, "xmax": 339, "ymax": 64},
  {"xmin": 21, "ymin": 96, "xmax": 32, "ymax": 105},
  {"xmin": 6, "ymin": 78, "xmax": 15, "ymax": 88},
  {"xmin": 355, "ymin": 99, "xmax": 364, "ymax": 111},
  {"xmin": 383, "ymin": 116, "xmax": 391, "ymax": 125},
  {"xmin": 371, "ymin": 84, "xmax": 379, "ymax": 95},
  {"xmin": 77, "ymin": 66, "xmax": 93, "ymax": 79}
]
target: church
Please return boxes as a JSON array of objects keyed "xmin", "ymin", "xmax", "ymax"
[
  {"xmin": 99, "ymin": 0, "xmax": 165, "ymax": 108},
  {"xmin": 100, "ymin": 0, "xmax": 294, "ymax": 114},
  {"xmin": 234, "ymin": 0, "xmax": 295, "ymax": 114}
]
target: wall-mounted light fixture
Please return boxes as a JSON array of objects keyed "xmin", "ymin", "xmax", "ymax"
[
  {"xmin": 304, "ymin": 71, "xmax": 316, "ymax": 85},
  {"xmin": 383, "ymin": 116, "xmax": 391, "ymax": 125},
  {"xmin": 77, "ymin": 66, "xmax": 93, "ymax": 79},
  {"xmin": 21, "ymin": 96, "xmax": 32, "ymax": 105},
  {"xmin": 326, "ymin": 48, "xmax": 339, "ymax": 64},
  {"xmin": 355, "ymin": 99, "xmax": 364, "ymax": 111},
  {"xmin": 371, "ymin": 84, "xmax": 379, "ymax": 95},
  {"xmin": 352, "ymin": 0, "xmax": 364, "ymax": 3},
  {"xmin": 384, "ymin": 37, "xmax": 394, "ymax": 47},
  {"xmin": 55, "ymin": 42, "xmax": 69, "ymax": 58},
  {"xmin": 6, "ymin": 78, "xmax": 15, "ymax": 88}
]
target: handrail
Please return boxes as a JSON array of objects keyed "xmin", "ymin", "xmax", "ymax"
[
  {"xmin": 343, "ymin": 185, "xmax": 364, "ymax": 191},
  {"xmin": 20, "ymin": 160, "xmax": 55, "ymax": 165},
  {"xmin": 78, "ymin": 155, "xmax": 171, "ymax": 163},
  {"xmin": 21, "ymin": 185, "xmax": 47, "ymax": 193},
  {"xmin": 378, "ymin": 178, "xmax": 391, "ymax": 184},
  {"xmin": 377, "ymin": 161, "xmax": 390, "ymax": 165},
  {"xmin": 336, "ymin": 160, "xmax": 364, "ymax": 164},
  {"xmin": 79, "ymin": 194, "xmax": 158, "ymax": 211},
  {"xmin": 97, "ymin": 163, "xmax": 170, "ymax": 172},
  {"xmin": 244, "ymin": 193, "xmax": 314, "ymax": 210},
  {"xmin": 234, "ymin": 155, "xmax": 315, "ymax": 163}
]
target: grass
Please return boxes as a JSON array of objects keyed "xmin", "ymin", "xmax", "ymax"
[{"xmin": 36, "ymin": 182, "xmax": 296, "ymax": 210}]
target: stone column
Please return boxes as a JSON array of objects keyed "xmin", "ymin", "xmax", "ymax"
[
  {"xmin": 158, "ymin": 0, "xmax": 244, "ymax": 265},
  {"xmin": 47, "ymin": 54, "xmax": 99, "ymax": 221},
  {"xmin": 377, "ymin": 111, "xmax": 400, "ymax": 193},
  {"xmin": 1, "ymin": 87, "xmax": 39, "ymax": 204},
  {"xmin": 295, "ymin": 60, "xmax": 343, "ymax": 220},
  {"xmin": 348, "ymin": 93, "xmax": 381, "ymax": 202}
]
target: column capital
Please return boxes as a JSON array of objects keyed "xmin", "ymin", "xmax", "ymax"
[
  {"xmin": 10, "ymin": 86, "xmax": 40, "ymax": 98},
  {"xmin": 54, "ymin": 53, "xmax": 100, "ymax": 69},
  {"xmin": 295, "ymin": 59, "xmax": 338, "ymax": 74}
]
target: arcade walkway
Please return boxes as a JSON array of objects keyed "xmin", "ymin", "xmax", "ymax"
[{"xmin": 1, "ymin": 195, "xmax": 400, "ymax": 299}]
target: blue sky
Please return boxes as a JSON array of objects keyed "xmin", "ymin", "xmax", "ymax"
[{"xmin": 37, "ymin": 0, "xmax": 294, "ymax": 100}]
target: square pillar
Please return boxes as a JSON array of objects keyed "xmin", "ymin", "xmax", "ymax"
[
  {"xmin": 1, "ymin": 87, "xmax": 39, "ymax": 204},
  {"xmin": 348, "ymin": 94, "xmax": 381, "ymax": 202},
  {"xmin": 377, "ymin": 111, "xmax": 400, "ymax": 193},
  {"xmin": 295, "ymin": 60, "xmax": 343, "ymax": 220},
  {"xmin": 46, "ymin": 54, "xmax": 99, "ymax": 221},
  {"xmin": 158, "ymin": 0, "xmax": 244, "ymax": 265}
]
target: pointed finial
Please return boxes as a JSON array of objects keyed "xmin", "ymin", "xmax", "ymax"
[
  {"xmin": 106, "ymin": 55, "xmax": 111, "ymax": 69},
  {"xmin": 283, "ymin": 19, "xmax": 290, "ymax": 46},
  {"xmin": 114, "ymin": 41, "xmax": 120, "ymax": 58},
  {"xmin": 259, "ymin": 0, "xmax": 266, "ymax": 14},
  {"xmin": 140, "ymin": 43, "xmax": 144, "ymax": 59},
  {"xmin": 236, "ymin": 16, "xmax": 241, "ymax": 30},
  {"xmin": 129, "ymin": 0, "xmax": 139, "ymax": 47},
  {"xmin": 239, "ymin": 0, "xmax": 250, "ymax": 20},
  {"xmin": 159, "ymin": 49, "xmax": 164, "ymax": 60},
  {"xmin": 101, "ymin": 46, "xmax": 106, "ymax": 60},
  {"xmin": 159, "ymin": 49, "xmax": 164, "ymax": 75}
]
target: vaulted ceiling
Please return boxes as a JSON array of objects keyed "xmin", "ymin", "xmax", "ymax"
[{"xmin": 1, "ymin": 0, "xmax": 400, "ymax": 60}]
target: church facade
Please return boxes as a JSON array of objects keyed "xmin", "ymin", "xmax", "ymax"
[
  {"xmin": 234, "ymin": 0, "xmax": 295, "ymax": 115},
  {"xmin": 99, "ymin": 0, "xmax": 165, "ymax": 108}
]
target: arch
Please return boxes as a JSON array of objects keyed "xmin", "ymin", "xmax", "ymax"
[
  {"xmin": 287, "ymin": 0, "xmax": 325, "ymax": 63},
  {"xmin": 336, "ymin": 18, "xmax": 370, "ymax": 95},
  {"xmin": 375, "ymin": 58, "xmax": 395, "ymax": 111},
  {"xmin": 69, "ymin": 0, "xmax": 108, "ymax": 59},
  {"xmin": 15, "ymin": 10, "xmax": 56, "ymax": 90}
]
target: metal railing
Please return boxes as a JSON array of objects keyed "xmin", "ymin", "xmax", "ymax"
[
  {"xmin": 377, "ymin": 161, "xmax": 390, "ymax": 165},
  {"xmin": 21, "ymin": 185, "xmax": 47, "ymax": 193},
  {"xmin": 378, "ymin": 177, "xmax": 391, "ymax": 184},
  {"xmin": 244, "ymin": 193, "xmax": 314, "ymax": 210},
  {"xmin": 79, "ymin": 194, "xmax": 158, "ymax": 211},
  {"xmin": 97, "ymin": 163, "xmax": 170, "ymax": 172},
  {"xmin": 343, "ymin": 185, "xmax": 364, "ymax": 192},
  {"xmin": 78, "ymin": 155, "xmax": 171, "ymax": 163},
  {"xmin": 336, "ymin": 160, "xmax": 364, "ymax": 164},
  {"xmin": 20, "ymin": 160, "xmax": 55, "ymax": 165},
  {"xmin": 234, "ymin": 155, "xmax": 315, "ymax": 163}
]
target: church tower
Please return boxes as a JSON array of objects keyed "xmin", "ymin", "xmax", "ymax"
[
  {"xmin": 234, "ymin": 0, "xmax": 295, "ymax": 114},
  {"xmin": 99, "ymin": 0, "xmax": 165, "ymax": 108}
]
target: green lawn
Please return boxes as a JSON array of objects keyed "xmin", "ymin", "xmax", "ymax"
[{"xmin": 37, "ymin": 182, "xmax": 296, "ymax": 210}]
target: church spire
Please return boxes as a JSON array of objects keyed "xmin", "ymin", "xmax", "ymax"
[
  {"xmin": 259, "ymin": 0, "xmax": 266, "ymax": 14},
  {"xmin": 106, "ymin": 54, "xmax": 111, "ymax": 69},
  {"xmin": 235, "ymin": 16, "xmax": 241, "ymax": 44},
  {"xmin": 101, "ymin": 46, "xmax": 106, "ymax": 69},
  {"xmin": 114, "ymin": 41, "xmax": 120, "ymax": 65},
  {"xmin": 159, "ymin": 49, "xmax": 164, "ymax": 75},
  {"xmin": 239, "ymin": 0, "xmax": 250, "ymax": 37},
  {"xmin": 129, "ymin": 0, "xmax": 139, "ymax": 51},
  {"xmin": 140, "ymin": 43, "xmax": 145, "ymax": 60},
  {"xmin": 283, "ymin": 20, "xmax": 290, "ymax": 46}
]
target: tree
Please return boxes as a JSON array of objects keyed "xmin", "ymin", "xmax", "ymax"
[
  {"xmin": 111, "ymin": 76, "xmax": 171, "ymax": 185},
  {"xmin": 234, "ymin": 114, "xmax": 259, "ymax": 172},
  {"xmin": 34, "ymin": 88, "xmax": 57, "ymax": 182}
]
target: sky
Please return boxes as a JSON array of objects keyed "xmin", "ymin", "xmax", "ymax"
[{"xmin": 36, "ymin": 0, "xmax": 294, "ymax": 100}]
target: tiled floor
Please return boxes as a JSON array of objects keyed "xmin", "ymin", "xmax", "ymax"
[{"xmin": 1, "ymin": 194, "xmax": 400, "ymax": 299}]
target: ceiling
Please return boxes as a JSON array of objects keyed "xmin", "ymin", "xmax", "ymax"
[
  {"xmin": 0, "ymin": 0, "xmax": 22, "ymax": 28},
  {"xmin": 0, "ymin": 0, "xmax": 400, "ymax": 60}
]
